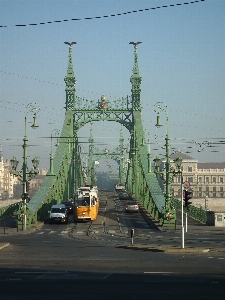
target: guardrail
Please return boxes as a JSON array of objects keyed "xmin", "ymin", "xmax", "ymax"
[
  {"xmin": 172, "ymin": 197, "xmax": 207, "ymax": 224},
  {"xmin": 0, "ymin": 202, "xmax": 22, "ymax": 220}
]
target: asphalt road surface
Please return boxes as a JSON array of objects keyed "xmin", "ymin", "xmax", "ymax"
[{"xmin": 0, "ymin": 191, "xmax": 225, "ymax": 299}]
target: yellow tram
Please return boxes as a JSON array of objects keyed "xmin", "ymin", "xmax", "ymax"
[{"xmin": 73, "ymin": 186, "xmax": 99, "ymax": 221}]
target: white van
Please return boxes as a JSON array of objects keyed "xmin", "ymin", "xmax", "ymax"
[{"xmin": 49, "ymin": 204, "xmax": 68, "ymax": 224}]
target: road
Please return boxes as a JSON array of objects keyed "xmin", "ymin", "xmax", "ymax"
[{"xmin": 0, "ymin": 191, "xmax": 225, "ymax": 299}]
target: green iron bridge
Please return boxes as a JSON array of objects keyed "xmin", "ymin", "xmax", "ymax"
[{"xmin": 1, "ymin": 42, "xmax": 207, "ymax": 228}]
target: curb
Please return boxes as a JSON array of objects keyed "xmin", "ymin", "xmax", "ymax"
[
  {"xmin": 164, "ymin": 248, "xmax": 210, "ymax": 253},
  {"xmin": 117, "ymin": 244, "xmax": 210, "ymax": 253},
  {"xmin": 0, "ymin": 221, "xmax": 45, "ymax": 236},
  {"xmin": 0, "ymin": 243, "xmax": 10, "ymax": 250}
]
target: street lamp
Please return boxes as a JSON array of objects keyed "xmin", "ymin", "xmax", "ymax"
[
  {"xmin": 153, "ymin": 102, "xmax": 183, "ymax": 226},
  {"xmin": 10, "ymin": 103, "xmax": 40, "ymax": 230}
]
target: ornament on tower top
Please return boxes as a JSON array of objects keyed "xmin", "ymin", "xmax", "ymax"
[{"xmin": 100, "ymin": 94, "xmax": 107, "ymax": 109}]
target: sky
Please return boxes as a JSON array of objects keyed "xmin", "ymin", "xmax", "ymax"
[{"xmin": 0, "ymin": 0, "xmax": 225, "ymax": 171}]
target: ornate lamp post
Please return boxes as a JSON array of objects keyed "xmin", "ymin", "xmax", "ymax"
[
  {"xmin": 10, "ymin": 103, "xmax": 40, "ymax": 230},
  {"xmin": 153, "ymin": 102, "xmax": 183, "ymax": 226}
]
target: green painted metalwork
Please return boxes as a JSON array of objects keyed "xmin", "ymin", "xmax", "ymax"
[
  {"xmin": 0, "ymin": 202, "xmax": 21, "ymax": 220},
  {"xmin": 86, "ymin": 125, "xmax": 127, "ymax": 185},
  {"xmin": 17, "ymin": 41, "xmax": 178, "ymax": 228},
  {"xmin": 64, "ymin": 42, "xmax": 77, "ymax": 110},
  {"xmin": 171, "ymin": 198, "xmax": 207, "ymax": 224}
]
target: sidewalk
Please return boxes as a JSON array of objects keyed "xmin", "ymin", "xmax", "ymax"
[
  {"xmin": 0, "ymin": 215, "xmax": 45, "ymax": 247},
  {"xmin": 163, "ymin": 223, "xmax": 225, "ymax": 234}
]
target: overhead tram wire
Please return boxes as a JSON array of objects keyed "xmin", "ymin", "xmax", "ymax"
[
  {"xmin": 1, "ymin": 77, "xmax": 222, "ymax": 134},
  {"xmin": 0, "ymin": 70, "xmax": 123, "ymax": 100},
  {"xmin": 0, "ymin": 1, "xmax": 206, "ymax": 28},
  {"xmin": 2, "ymin": 99, "xmax": 223, "ymax": 154}
]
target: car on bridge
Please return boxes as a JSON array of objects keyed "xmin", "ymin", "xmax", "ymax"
[
  {"xmin": 115, "ymin": 183, "xmax": 126, "ymax": 192},
  {"xmin": 49, "ymin": 204, "xmax": 68, "ymax": 224},
  {"xmin": 125, "ymin": 201, "xmax": 139, "ymax": 213},
  {"xmin": 118, "ymin": 191, "xmax": 132, "ymax": 200},
  {"xmin": 62, "ymin": 201, "xmax": 74, "ymax": 214}
]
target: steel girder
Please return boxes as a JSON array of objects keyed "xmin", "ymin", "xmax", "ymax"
[
  {"xmin": 126, "ymin": 111, "xmax": 166, "ymax": 224},
  {"xmin": 73, "ymin": 109, "xmax": 133, "ymax": 132},
  {"xmin": 24, "ymin": 111, "xmax": 82, "ymax": 226}
]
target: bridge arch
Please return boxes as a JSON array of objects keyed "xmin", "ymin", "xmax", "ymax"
[{"xmin": 21, "ymin": 43, "xmax": 168, "ymax": 229}]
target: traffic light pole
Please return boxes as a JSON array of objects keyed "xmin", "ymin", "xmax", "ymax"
[
  {"xmin": 181, "ymin": 174, "xmax": 184, "ymax": 249},
  {"xmin": 185, "ymin": 212, "xmax": 188, "ymax": 233}
]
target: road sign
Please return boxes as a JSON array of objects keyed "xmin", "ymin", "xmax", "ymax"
[{"xmin": 183, "ymin": 181, "xmax": 190, "ymax": 189}]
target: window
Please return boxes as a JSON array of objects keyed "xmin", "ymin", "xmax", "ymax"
[
  {"xmin": 220, "ymin": 177, "xmax": 223, "ymax": 183},
  {"xmin": 213, "ymin": 187, "xmax": 216, "ymax": 198},
  {"xmin": 199, "ymin": 187, "xmax": 202, "ymax": 198},
  {"xmin": 198, "ymin": 177, "xmax": 202, "ymax": 183},
  {"xmin": 205, "ymin": 177, "xmax": 209, "ymax": 183},
  {"xmin": 188, "ymin": 166, "xmax": 193, "ymax": 172},
  {"xmin": 187, "ymin": 177, "xmax": 193, "ymax": 183},
  {"xmin": 213, "ymin": 177, "xmax": 216, "ymax": 183},
  {"xmin": 220, "ymin": 187, "xmax": 224, "ymax": 198}
]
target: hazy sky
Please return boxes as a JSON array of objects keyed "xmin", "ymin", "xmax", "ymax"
[{"xmin": 0, "ymin": 0, "xmax": 224, "ymax": 170}]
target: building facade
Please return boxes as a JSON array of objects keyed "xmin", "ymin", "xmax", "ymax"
[
  {"xmin": 0, "ymin": 157, "xmax": 19, "ymax": 199},
  {"xmin": 169, "ymin": 152, "xmax": 225, "ymax": 200}
]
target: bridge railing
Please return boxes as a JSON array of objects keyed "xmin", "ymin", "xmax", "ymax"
[
  {"xmin": 171, "ymin": 197, "xmax": 207, "ymax": 224},
  {"xmin": 75, "ymin": 96, "xmax": 132, "ymax": 110},
  {"xmin": 0, "ymin": 201, "xmax": 22, "ymax": 220}
]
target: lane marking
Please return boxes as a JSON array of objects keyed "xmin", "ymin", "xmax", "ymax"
[
  {"xmin": 144, "ymin": 272, "xmax": 175, "ymax": 274},
  {"xmin": 102, "ymin": 273, "xmax": 113, "ymax": 279},
  {"xmin": 15, "ymin": 271, "xmax": 68, "ymax": 274}
]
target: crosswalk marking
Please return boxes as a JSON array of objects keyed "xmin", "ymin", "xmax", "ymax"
[{"xmin": 36, "ymin": 230, "xmax": 68, "ymax": 235}]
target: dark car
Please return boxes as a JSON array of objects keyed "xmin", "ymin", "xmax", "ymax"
[
  {"xmin": 118, "ymin": 191, "xmax": 132, "ymax": 200},
  {"xmin": 62, "ymin": 201, "xmax": 74, "ymax": 214}
]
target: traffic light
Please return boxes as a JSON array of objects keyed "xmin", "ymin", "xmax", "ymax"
[
  {"xmin": 21, "ymin": 192, "xmax": 27, "ymax": 200},
  {"xmin": 183, "ymin": 190, "xmax": 192, "ymax": 210}
]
